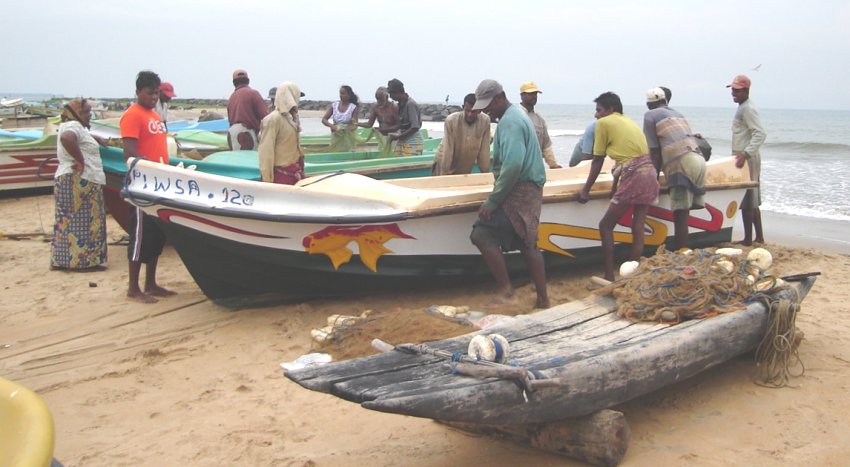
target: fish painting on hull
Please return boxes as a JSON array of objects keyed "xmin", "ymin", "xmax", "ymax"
[{"xmin": 303, "ymin": 224, "xmax": 416, "ymax": 271}]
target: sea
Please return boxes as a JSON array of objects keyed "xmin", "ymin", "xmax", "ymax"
[{"xmin": 323, "ymin": 103, "xmax": 849, "ymax": 223}]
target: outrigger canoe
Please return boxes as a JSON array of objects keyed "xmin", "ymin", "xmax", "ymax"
[
  {"xmin": 121, "ymin": 156, "xmax": 754, "ymax": 306},
  {"xmin": 284, "ymin": 275, "xmax": 815, "ymax": 424}
]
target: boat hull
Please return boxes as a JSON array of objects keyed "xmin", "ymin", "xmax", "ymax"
[
  {"xmin": 122, "ymin": 157, "xmax": 747, "ymax": 305},
  {"xmin": 0, "ymin": 140, "xmax": 57, "ymax": 192}
]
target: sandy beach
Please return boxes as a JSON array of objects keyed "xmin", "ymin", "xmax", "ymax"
[{"xmin": 2, "ymin": 123, "xmax": 850, "ymax": 465}]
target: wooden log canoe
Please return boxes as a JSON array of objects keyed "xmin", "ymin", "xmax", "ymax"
[{"xmin": 284, "ymin": 276, "xmax": 816, "ymax": 425}]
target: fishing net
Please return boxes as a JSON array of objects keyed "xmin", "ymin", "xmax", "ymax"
[
  {"xmin": 603, "ymin": 245, "xmax": 809, "ymax": 387},
  {"xmin": 605, "ymin": 245, "xmax": 776, "ymax": 323},
  {"xmin": 306, "ymin": 126, "xmax": 391, "ymax": 154}
]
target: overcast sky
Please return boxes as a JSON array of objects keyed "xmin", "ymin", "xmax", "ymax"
[{"xmin": 4, "ymin": 0, "xmax": 848, "ymax": 110}]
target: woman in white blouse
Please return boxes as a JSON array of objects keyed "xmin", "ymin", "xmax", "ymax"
[{"xmin": 50, "ymin": 98, "xmax": 108, "ymax": 270}]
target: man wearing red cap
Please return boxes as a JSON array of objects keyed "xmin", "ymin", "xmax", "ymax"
[
  {"xmin": 155, "ymin": 82, "xmax": 176, "ymax": 124},
  {"xmin": 728, "ymin": 74, "xmax": 767, "ymax": 245},
  {"xmin": 226, "ymin": 69, "xmax": 268, "ymax": 150}
]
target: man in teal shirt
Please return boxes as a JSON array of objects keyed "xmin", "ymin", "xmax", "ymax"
[{"xmin": 469, "ymin": 79, "xmax": 549, "ymax": 310}]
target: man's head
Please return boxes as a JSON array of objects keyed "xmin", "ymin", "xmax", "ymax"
[
  {"xmin": 645, "ymin": 87, "xmax": 667, "ymax": 110},
  {"xmin": 519, "ymin": 80, "xmax": 541, "ymax": 109},
  {"xmin": 268, "ymin": 87, "xmax": 277, "ymax": 101},
  {"xmin": 462, "ymin": 93, "xmax": 481, "ymax": 124},
  {"xmin": 135, "ymin": 70, "xmax": 161, "ymax": 110},
  {"xmin": 375, "ymin": 86, "xmax": 389, "ymax": 103},
  {"xmin": 232, "ymin": 69, "xmax": 249, "ymax": 88},
  {"xmin": 727, "ymin": 74, "xmax": 751, "ymax": 103},
  {"xmin": 660, "ymin": 86, "xmax": 672, "ymax": 104},
  {"xmin": 387, "ymin": 78, "xmax": 405, "ymax": 102},
  {"xmin": 472, "ymin": 79, "xmax": 508, "ymax": 119},
  {"xmin": 159, "ymin": 82, "xmax": 175, "ymax": 103},
  {"xmin": 594, "ymin": 91, "xmax": 622, "ymax": 119}
]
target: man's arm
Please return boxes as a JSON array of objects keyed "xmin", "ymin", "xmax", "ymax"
[
  {"xmin": 542, "ymin": 145, "xmax": 561, "ymax": 169},
  {"xmin": 358, "ymin": 110, "xmax": 378, "ymax": 129},
  {"xmin": 437, "ymin": 118, "xmax": 455, "ymax": 175},
  {"xmin": 578, "ymin": 156, "xmax": 605, "ymax": 204},
  {"xmin": 743, "ymin": 105, "xmax": 767, "ymax": 157},
  {"xmin": 483, "ymin": 121, "xmax": 524, "ymax": 211},
  {"xmin": 123, "ymin": 138, "xmax": 140, "ymax": 160},
  {"xmin": 477, "ymin": 117, "xmax": 491, "ymax": 173}
]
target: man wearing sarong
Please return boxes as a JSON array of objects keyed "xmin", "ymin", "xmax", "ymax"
[
  {"xmin": 432, "ymin": 93, "xmax": 491, "ymax": 175},
  {"xmin": 258, "ymin": 82, "xmax": 305, "ymax": 185},
  {"xmin": 728, "ymin": 74, "xmax": 767, "ymax": 246},
  {"xmin": 226, "ymin": 69, "xmax": 268, "ymax": 150},
  {"xmin": 385, "ymin": 78, "xmax": 423, "ymax": 156},
  {"xmin": 469, "ymin": 79, "xmax": 549, "ymax": 309},
  {"xmin": 643, "ymin": 87, "xmax": 706, "ymax": 250},
  {"xmin": 578, "ymin": 92, "xmax": 659, "ymax": 282}
]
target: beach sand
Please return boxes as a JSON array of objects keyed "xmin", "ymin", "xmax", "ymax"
[{"xmin": 2, "ymin": 173, "xmax": 850, "ymax": 463}]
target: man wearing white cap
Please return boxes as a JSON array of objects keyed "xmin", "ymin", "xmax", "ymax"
[
  {"xmin": 469, "ymin": 79, "xmax": 549, "ymax": 310},
  {"xmin": 643, "ymin": 87, "xmax": 706, "ymax": 250},
  {"xmin": 519, "ymin": 81, "xmax": 562, "ymax": 169},
  {"xmin": 728, "ymin": 74, "xmax": 766, "ymax": 245}
]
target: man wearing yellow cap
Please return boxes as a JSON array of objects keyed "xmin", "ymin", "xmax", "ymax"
[
  {"xmin": 518, "ymin": 81, "xmax": 561, "ymax": 169},
  {"xmin": 728, "ymin": 74, "xmax": 766, "ymax": 246}
]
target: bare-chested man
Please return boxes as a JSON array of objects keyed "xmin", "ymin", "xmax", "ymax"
[{"xmin": 358, "ymin": 86, "xmax": 399, "ymax": 135}]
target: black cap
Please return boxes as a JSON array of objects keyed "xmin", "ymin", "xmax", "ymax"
[{"xmin": 387, "ymin": 78, "xmax": 404, "ymax": 93}]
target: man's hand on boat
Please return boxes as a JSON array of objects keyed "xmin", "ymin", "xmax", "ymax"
[
  {"xmin": 578, "ymin": 188, "xmax": 590, "ymax": 204},
  {"xmin": 478, "ymin": 203, "xmax": 494, "ymax": 220}
]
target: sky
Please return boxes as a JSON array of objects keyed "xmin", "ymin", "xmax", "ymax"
[{"xmin": 4, "ymin": 0, "xmax": 849, "ymax": 110}]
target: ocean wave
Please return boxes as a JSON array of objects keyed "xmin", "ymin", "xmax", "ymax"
[
  {"xmin": 761, "ymin": 202, "xmax": 850, "ymax": 222},
  {"xmin": 764, "ymin": 141, "xmax": 850, "ymax": 154}
]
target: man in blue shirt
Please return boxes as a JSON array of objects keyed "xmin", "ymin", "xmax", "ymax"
[{"xmin": 469, "ymin": 79, "xmax": 549, "ymax": 310}]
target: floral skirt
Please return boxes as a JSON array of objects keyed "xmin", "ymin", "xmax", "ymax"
[{"xmin": 50, "ymin": 173, "xmax": 107, "ymax": 269}]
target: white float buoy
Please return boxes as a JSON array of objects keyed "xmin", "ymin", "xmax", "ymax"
[
  {"xmin": 619, "ymin": 260, "xmax": 640, "ymax": 278},
  {"xmin": 747, "ymin": 247, "xmax": 773, "ymax": 270}
]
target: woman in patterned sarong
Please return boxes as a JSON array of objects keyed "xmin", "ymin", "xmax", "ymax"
[{"xmin": 50, "ymin": 98, "xmax": 108, "ymax": 270}]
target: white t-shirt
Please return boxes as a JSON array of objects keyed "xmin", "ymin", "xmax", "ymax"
[{"xmin": 55, "ymin": 121, "xmax": 105, "ymax": 184}]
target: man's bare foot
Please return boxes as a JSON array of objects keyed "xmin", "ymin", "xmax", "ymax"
[
  {"xmin": 534, "ymin": 298, "xmax": 551, "ymax": 310},
  {"xmin": 128, "ymin": 291, "xmax": 158, "ymax": 304},
  {"xmin": 145, "ymin": 285, "xmax": 177, "ymax": 297},
  {"xmin": 735, "ymin": 240, "xmax": 753, "ymax": 246},
  {"xmin": 754, "ymin": 238, "xmax": 765, "ymax": 244},
  {"xmin": 482, "ymin": 295, "xmax": 519, "ymax": 311}
]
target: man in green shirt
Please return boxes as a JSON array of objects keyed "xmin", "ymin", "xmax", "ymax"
[{"xmin": 469, "ymin": 79, "xmax": 549, "ymax": 310}]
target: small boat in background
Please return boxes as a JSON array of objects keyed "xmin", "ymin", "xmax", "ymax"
[{"xmin": 0, "ymin": 134, "xmax": 58, "ymax": 192}]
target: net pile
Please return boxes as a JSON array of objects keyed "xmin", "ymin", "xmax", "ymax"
[{"xmin": 607, "ymin": 246, "xmax": 773, "ymax": 323}]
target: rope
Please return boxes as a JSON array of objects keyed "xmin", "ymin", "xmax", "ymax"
[{"xmin": 753, "ymin": 288, "xmax": 804, "ymax": 388}]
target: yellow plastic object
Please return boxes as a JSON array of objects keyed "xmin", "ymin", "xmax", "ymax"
[{"xmin": 0, "ymin": 377, "xmax": 55, "ymax": 467}]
